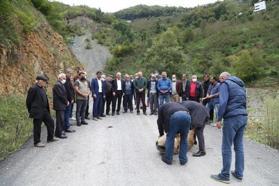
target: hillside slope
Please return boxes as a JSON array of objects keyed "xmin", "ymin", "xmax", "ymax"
[{"xmin": 0, "ymin": 0, "xmax": 79, "ymax": 95}]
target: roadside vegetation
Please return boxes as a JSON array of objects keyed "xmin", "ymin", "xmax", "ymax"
[{"xmin": 0, "ymin": 96, "xmax": 32, "ymax": 160}]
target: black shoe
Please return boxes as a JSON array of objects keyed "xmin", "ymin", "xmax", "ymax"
[
  {"xmin": 161, "ymin": 156, "xmax": 172, "ymax": 165},
  {"xmin": 81, "ymin": 121, "xmax": 88, "ymax": 125},
  {"xmin": 116, "ymin": 112, "xmax": 120, "ymax": 115},
  {"xmin": 47, "ymin": 138, "xmax": 59, "ymax": 143},
  {"xmin": 194, "ymin": 140, "xmax": 197, "ymax": 145},
  {"xmin": 231, "ymin": 171, "xmax": 243, "ymax": 181},
  {"xmin": 180, "ymin": 160, "xmax": 187, "ymax": 166},
  {"xmin": 65, "ymin": 129, "xmax": 76, "ymax": 133},
  {"xmin": 143, "ymin": 112, "xmax": 147, "ymax": 115},
  {"xmin": 150, "ymin": 112, "xmax": 154, "ymax": 115},
  {"xmin": 137, "ymin": 112, "xmax": 140, "ymax": 115},
  {"xmin": 112, "ymin": 112, "xmax": 115, "ymax": 116},
  {"xmin": 100, "ymin": 115, "xmax": 106, "ymax": 117},
  {"xmin": 85, "ymin": 116, "xmax": 90, "ymax": 120},
  {"xmin": 56, "ymin": 135, "xmax": 67, "ymax": 139},
  {"xmin": 77, "ymin": 124, "xmax": 81, "ymax": 127},
  {"xmin": 193, "ymin": 151, "xmax": 206, "ymax": 157},
  {"xmin": 211, "ymin": 174, "xmax": 230, "ymax": 184},
  {"xmin": 154, "ymin": 112, "xmax": 158, "ymax": 115}
]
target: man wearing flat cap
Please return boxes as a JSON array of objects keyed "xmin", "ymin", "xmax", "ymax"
[{"xmin": 26, "ymin": 74, "xmax": 57, "ymax": 147}]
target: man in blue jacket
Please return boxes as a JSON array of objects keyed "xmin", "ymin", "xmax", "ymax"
[
  {"xmin": 91, "ymin": 71, "xmax": 106, "ymax": 121},
  {"xmin": 157, "ymin": 72, "xmax": 172, "ymax": 106},
  {"xmin": 211, "ymin": 72, "xmax": 248, "ymax": 184}
]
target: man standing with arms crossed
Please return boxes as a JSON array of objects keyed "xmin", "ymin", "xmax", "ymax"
[{"xmin": 211, "ymin": 72, "xmax": 248, "ymax": 184}]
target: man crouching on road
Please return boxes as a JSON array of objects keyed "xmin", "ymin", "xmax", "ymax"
[{"xmin": 157, "ymin": 102, "xmax": 191, "ymax": 165}]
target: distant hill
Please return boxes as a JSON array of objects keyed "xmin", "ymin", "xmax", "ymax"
[{"xmin": 114, "ymin": 5, "xmax": 187, "ymax": 20}]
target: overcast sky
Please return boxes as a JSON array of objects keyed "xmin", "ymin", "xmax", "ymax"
[{"xmin": 51, "ymin": 0, "xmax": 221, "ymax": 13}]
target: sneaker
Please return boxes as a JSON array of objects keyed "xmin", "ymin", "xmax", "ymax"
[
  {"xmin": 231, "ymin": 171, "xmax": 243, "ymax": 181},
  {"xmin": 211, "ymin": 174, "xmax": 230, "ymax": 184},
  {"xmin": 34, "ymin": 142, "xmax": 45, "ymax": 147}
]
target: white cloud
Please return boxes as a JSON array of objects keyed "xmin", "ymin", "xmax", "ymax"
[{"xmin": 51, "ymin": 0, "xmax": 221, "ymax": 13}]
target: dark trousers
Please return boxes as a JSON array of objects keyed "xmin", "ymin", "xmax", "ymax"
[
  {"xmin": 55, "ymin": 110, "xmax": 65, "ymax": 137},
  {"xmin": 101, "ymin": 97, "xmax": 105, "ymax": 116},
  {"xmin": 165, "ymin": 111, "xmax": 191, "ymax": 164},
  {"xmin": 149, "ymin": 93, "xmax": 158, "ymax": 114},
  {"xmin": 93, "ymin": 93, "xmax": 103, "ymax": 117},
  {"xmin": 106, "ymin": 94, "xmax": 113, "ymax": 115},
  {"xmin": 69, "ymin": 102, "xmax": 74, "ymax": 118},
  {"xmin": 76, "ymin": 99, "xmax": 87, "ymax": 125},
  {"xmin": 123, "ymin": 94, "xmax": 133, "ymax": 112},
  {"xmin": 189, "ymin": 96, "xmax": 200, "ymax": 103},
  {"xmin": 195, "ymin": 125, "xmax": 205, "ymax": 152},
  {"xmin": 33, "ymin": 111, "xmax": 54, "ymax": 144},
  {"xmin": 136, "ymin": 91, "xmax": 146, "ymax": 113},
  {"xmin": 64, "ymin": 104, "xmax": 72, "ymax": 130},
  {"xmin": 85, "ymin": 96, "xmax": 90, "ymax": 117},
  {"xmin": 112, "ymin": 90, "xmax": 123, "ymax": 113}
]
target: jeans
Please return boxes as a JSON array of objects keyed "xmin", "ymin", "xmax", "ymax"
[
  {"xmin": 149, "ymin": 93, "xmax": 158, "ymax": 114},
  {"xmin": 165, "ymin": 111, "xmax": 191, "ymax": 164},
  {"xmin": 159, "ymin": 94, "xmax": 170, "ymax": 106},
  {"xmin": 207, "ymin": 102, "xmax": 219, "ymax": 123},
  {"xmin": 220, "ymin": 115, "xmax": 247, "ymax": 179},
  {"xmin": 64, "ymin": 104, "xmax": 72, "ymax": 130},
  {"xmin": 123, "ymin": 94, "xmax": 133, "ymax": 112}
]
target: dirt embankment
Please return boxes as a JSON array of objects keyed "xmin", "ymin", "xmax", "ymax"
[{"xmin": 0, "ymin": 23, "xmax": 79, "ymax": 96}]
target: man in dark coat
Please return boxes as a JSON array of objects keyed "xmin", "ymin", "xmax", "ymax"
[
  {"xmin": 180, "ymin": 101, "xmax": 209, "ymax": 157},
  {"xmin": 184, "ymin": 75, "xmax": 203, "ymax": 102},
  {"xmin": 91, "ymin": 71, "xmax": 106, "ymax": 120},
  {"xmin": 64, "ymin": 68, "xmax": 75, "ymax": 133},
  {"xmin": 123, "ymin": 74, "xmax": 134, "ymax": 113},
  {"xmin": 112, "ymin": 72, "xmax": 125, "ymax": 115},
  {"xmin": 26, "ymin": 75, "xmax": 57, "ymax": 147},
  {"xmin": 105, "ymin": 75, "xmax": 113, "ymax": 115},
  {"xmin": 157, "ymin": 102, "xmax": 191, "ymax": 165},
  {"xmin": 53, "ymin": 73, "xmax": 68, "ymax": 139}
]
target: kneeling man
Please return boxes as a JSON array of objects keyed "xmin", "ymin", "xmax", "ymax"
[{"xmin": 157, "ymin": 102, "xmax": 191, "ymax": 165}]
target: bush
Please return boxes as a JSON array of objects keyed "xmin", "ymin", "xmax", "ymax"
[{"xmin": 0, "ymin": 96, "xmax": 32, "ymax": 160}]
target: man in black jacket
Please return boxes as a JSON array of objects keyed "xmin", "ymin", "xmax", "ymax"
[
  {"xmin": 26, "ymin": 75, "xmax": 57, "ymax": 147},
  {"xmin": 64, "ymin": 68, "xmax": 75, "ymax": 133},
  {"xmin": 112, "ymin": 72, "xmax": 125, "ymax": 115},
  {"xmin": 157, "ymin": 102, "xmax": 191, "ymax": 165},
  {"xmin": 180, "ymin": 101, "xmax": 209, "ymax": 157},
  {"xmin": 53, "ymin": 73, "xmax": 68, "ymax": 139}
]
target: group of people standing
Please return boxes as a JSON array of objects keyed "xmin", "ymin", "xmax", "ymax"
[{"xmin": 26, "ymin": 68, "xmax": 247, "ymax": 184}]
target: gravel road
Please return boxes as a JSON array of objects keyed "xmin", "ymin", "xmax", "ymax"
[
  {"xmin": 0, "ymin": 113, "xmax": 278, "ymax": 186},
  {"xmin": 70, "ymin": 32, "xmax": 112, "ymax": 79}
]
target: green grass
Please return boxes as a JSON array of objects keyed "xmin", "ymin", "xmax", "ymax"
[
  {"xmin": 246, "ymin": 92, "xmax": 279, "ymax": 149},
  {"xmin": 0, "ymin": 96, "xmax": 33, "ymax": 160}
]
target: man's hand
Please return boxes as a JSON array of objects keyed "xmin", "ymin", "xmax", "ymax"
[
  {"xmin": 113, "ymin": 92, "xmax": 116, "ymax": 96},
  {"xmin": 93, "ymin": 94, "xmax": 97, "ymax": 98},
  {"xmin": 216, "ymin": 121, "xmax": 222, "ymax": 129}
]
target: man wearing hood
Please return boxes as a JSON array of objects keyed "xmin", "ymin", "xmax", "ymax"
[{"xmin": 211, "ymin": 72, "xmax": 248, "ymax": 184}]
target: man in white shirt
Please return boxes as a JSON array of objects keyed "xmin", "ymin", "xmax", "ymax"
[
  {"xmin": 112, "ymin": 72, "xmax": 125, "ymax": 115},
  {"xmin": 91, "ymin": 71, "xmax": 106, "ymax": 120}
]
